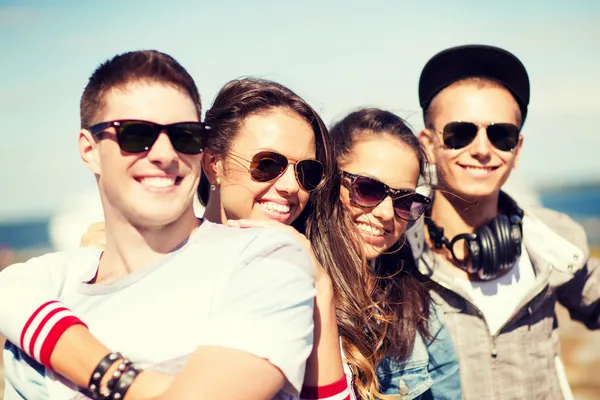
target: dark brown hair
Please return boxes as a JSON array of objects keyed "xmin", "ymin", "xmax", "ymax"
[
  {"xmin": 199, "ymin": 78, "xmax": 386, "ymax": 398},
  {"xmin": 330, "ymin": 108, "xmax": 432, "ymax": 397},
  {"xmin": 80, "ymin": 50, "xmax": 201, "ymax": 128}
]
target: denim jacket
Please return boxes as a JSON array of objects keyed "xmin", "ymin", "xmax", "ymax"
[{"xmin": 377, "ymin": 305, "xmax": 462, "ymax": 399}]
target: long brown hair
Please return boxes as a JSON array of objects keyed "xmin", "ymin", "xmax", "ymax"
[
  {"xmin": 330, "ymin": 108, "xmax": 432, "ymax": 398},
  {"xmin": 198, "ymin": 78, "xmax": 385, "ymax": 398}
]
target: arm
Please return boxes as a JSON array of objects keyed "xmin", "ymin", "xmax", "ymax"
[
  {"xmin": 557, "ymin": 256, "xmax": 600, "ymax": 329},
  {"xmin": 300, "ymin": 280, "xmax": 349, "ymax": 400},
  {"xmin": 226, "ymin": 219, "xmax": 349, "ymax": 399},
  {"xmin": 530, "ymin": 207, "xmax": 600, "ymax": 329},
  {"xmin": 0, "ymin": 253, "xmax": 91, "ymax": 368},
  {"xmin": 425, "ymin": 304, "xmax": 462, "ymax": 400},
  {"xmin": 51, "ymin": 327, "xmax": 173, "ymax": 400},
  {"xmin": 0, "ymin": 250, "xmax": 171, "ymax": 399},
  {"xmin": 159, "ymin": 229, "xmax": 316, "ymax": 400}
]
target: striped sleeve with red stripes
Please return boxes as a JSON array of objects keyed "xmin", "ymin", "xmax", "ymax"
[
  {"xmin": 300, "ymin": 376, "xmax": 351, "ymax": 400},
  {"xmin": 19, "ymin": 300, "xmax": 87, "ymax": 368}
]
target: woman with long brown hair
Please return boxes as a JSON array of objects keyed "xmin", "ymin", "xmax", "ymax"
[{"xmin": 329, "ymin": 108, "xmax": 461, "ymax": 399}]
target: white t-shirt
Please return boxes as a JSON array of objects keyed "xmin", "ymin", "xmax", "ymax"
[
  {"xmin": 1, "ymin": 220, "xmax": 315, "ymax": 400},
  {"xmin": 452, "ymin": 246, "xmax": 537, "ymax": 335}
]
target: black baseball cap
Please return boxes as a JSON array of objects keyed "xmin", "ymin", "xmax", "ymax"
[{"xmin": 418, "ymin": 44, "xmax": 530, "ymax": 124}]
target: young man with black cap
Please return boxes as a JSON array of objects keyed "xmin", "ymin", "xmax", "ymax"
[{"xmin": 411, "ymin": 44, "xmax": 600, "ymax": 399}]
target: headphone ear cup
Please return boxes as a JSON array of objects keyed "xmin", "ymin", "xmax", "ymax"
[
  {"xmin": 499, "ymin": 190, "xmax": 524, "ymax": 261},
  {"xmin": 478, "ymin": 225, "xmax": 497, "ymax": 279},
  {"xmin": 464, "ymin": 236, "xmax": 480, "ymax": 275},
  {"xmin": 503, "ymin": 215, "xmax": 519, "ymax": 266},
  {"xmin": 491, "ymin": 215, "xmax": 511, "ymax": 268},
  {"xmin": 511, "ymin": 223, "xmax": 523, "ymax": 258}
]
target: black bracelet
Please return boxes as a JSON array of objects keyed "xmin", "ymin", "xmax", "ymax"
[
  {"xmin": 88, "ymin": 352, "xmax": 123, "ymax": 399},
  {"xmin": 105, "ymin": 360, "xmax": 131, "ymax": 398},
  {"xmin": 110, "ymin": 364, "xmax": 142, "ymax": 400}
]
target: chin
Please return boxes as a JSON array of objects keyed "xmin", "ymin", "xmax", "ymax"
[
  {"xmin": 449, "ymin": 168, "xmax": 511, "ymax": 198},
  {"xmin": 361, "ymin": 245, "xmax": 382, "ymax": 261},
  {"xmin": 131, "ymin": 204, "xmax": 191, "ymax": 228},
  {"xmin": 455, "ymin": 185, "xmax": 500, "ymax": 200}
]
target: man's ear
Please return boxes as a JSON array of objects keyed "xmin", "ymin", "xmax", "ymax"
[
  {"xmin": 79, "ymin": 129, "xmax": 101, "ymax": 175},
  {"xmin": 418, "ymin": 128, "xmax": 437, "ymax": 164},
  {"xmin": 512, "ymin": 135, "xmax": 524, "ymax": 169}
]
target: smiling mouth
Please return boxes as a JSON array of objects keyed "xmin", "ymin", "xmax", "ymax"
[
  {"xmin": 459, "ymin": 165, "xmax": 499, "ymax": 176},
  {"xmin": 136, "ymin": 176, "xmax": 182, "ymax": 189},
  {"xmin": 259, "ymin": 201, "xmax": 291, "ymax": 215},
  {"xmin": 356, "ymin": 222, "xmax": 385, "ymax": 237}
]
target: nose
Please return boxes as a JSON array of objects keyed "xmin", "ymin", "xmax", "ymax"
[
  {"xmin": 371, "ymin": 196, "xmax": 395, "ymax": 222},
  {"xmin": 146, "ymin": 131, "xmax": 179, "ymax": 167},
  {"xmin": 274, "ymin": 164, "xmax": 300, "ymax": 195},
  {"xmin": 469, "ymin": 126, "xmax": 492, "ymax": 160}
]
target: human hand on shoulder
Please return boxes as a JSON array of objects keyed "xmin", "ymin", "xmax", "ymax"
[{"xmin": 80, "ymin": 222, "xmax": 106, "ymax": 250}]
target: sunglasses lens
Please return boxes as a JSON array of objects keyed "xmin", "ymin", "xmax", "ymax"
[
  {"xmin": 396, "ymin": 196, "xmax": 429, "ymax": 221},
  {"xmin": 487, "ymin": 123, "xmax": 520, "ymax": 151},
  {"xmin": 351, "ymin": 177, "xmax": 386, "ymax": 207},
  {"xmin": 296, "ymin": 160, "xmax": 324, "ymax": 191},
  {"xmin": 168, "ymin": 123, "xmax": 204, "ymax": 154},
  {"xmin": 394, "ymin": 193, "xmax": 430, "ymax": 221},
  {"xmin": 118, "ymin": 122, "xmax": 159, "ymax": 153},
  {"xmin": 250, "ymin": 152, "xmax": 288, "ymax": 182},
  {"xmin": 393, "ymin": 196, "xmax": 414, "ymax": 220},
  {"xmin": 442, "ymin": 122, "xmax": 478, "ymax": 149}
]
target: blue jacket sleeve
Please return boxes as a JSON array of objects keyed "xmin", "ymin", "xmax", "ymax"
[{"xmin": 425, "ymin": 304, "xmax": 462, "ymax": 400}]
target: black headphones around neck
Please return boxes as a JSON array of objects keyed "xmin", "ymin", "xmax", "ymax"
[{"xmin": 425, "ymin": 191, "xmax": 524, "ymax": 280}]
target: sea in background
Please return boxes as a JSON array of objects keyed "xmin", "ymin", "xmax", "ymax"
[{"xmin": 539, "ymin": 184, "xmax": 600, "ymax": 248}]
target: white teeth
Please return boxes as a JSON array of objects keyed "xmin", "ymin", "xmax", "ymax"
[
  {"xmin": 260, "ymin": 202, "xmax": 291, "ymax": 214},
  {"xmin": 464, "ymin": 166, "xmax": 494, "ymax": 175},
  {"xmin": 140, "ymin": 177, "xmax": 176, "ymax": 188},
  {"xmin": 356, "ymin": 222, "xmax": 384, "ymax": 236}
]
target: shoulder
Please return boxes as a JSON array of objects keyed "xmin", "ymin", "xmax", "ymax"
[
  {"xmin": 192, "ymin": 221, "xmax": 311, "ymax": 266},
  {"xmin": 1, "ymin": 248, "xmax": 100, "ymax": 279},
  {"xmin": 524, "ymin": 205, "xmax": 588, "ymax": 250}
]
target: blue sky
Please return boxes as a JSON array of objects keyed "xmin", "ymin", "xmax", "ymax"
[{"xmin": 0, "ymin": 0, "xmax": 599, "ymax": 221}]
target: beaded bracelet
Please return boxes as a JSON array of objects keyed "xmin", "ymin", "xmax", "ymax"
[{"xmin": 87, "ymin": 352, "xmax": 123, "ymax": 399}]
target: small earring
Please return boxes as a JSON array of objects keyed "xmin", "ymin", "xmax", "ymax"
[{"xmin": 210, "ymin": 184, "xmax": 216, "ymax": 191}]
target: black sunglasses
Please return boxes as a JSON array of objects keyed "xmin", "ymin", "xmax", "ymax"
[
  {"xmin": 440, "ymin": 121, "xmax": 520, "ymax": 152},
  {"xmin": 87, "ymin": 119, "xmax": 205, "ymax": 155},
  {"xmin": 232, "ymin": 151, "xmax": 324, "ymax": 192},
  {"xmin": 341, "ymin": 171, "xmax": 431, "ymax": 221}
]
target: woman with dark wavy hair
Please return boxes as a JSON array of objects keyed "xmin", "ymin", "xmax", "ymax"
[{"xmin": 195, "ymin": 77, "xmax": 359, "ymax": 399}]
